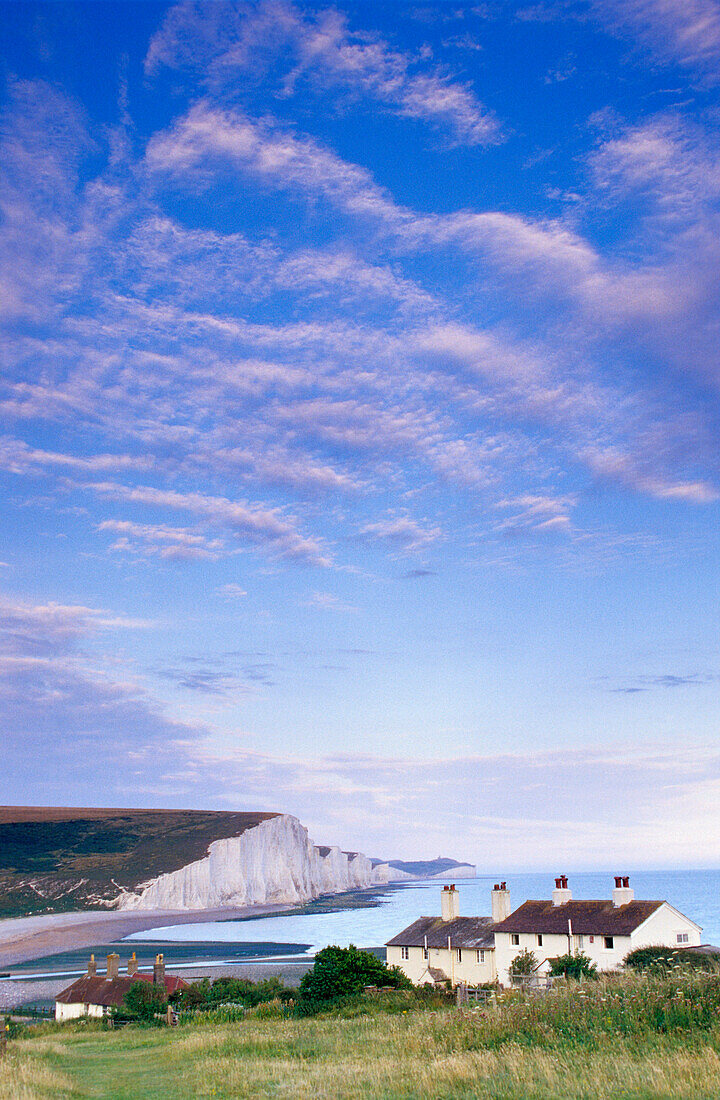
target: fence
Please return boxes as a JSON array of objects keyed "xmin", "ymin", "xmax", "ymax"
[{"xmin": 455, "ymin": 984, "xmax": 496, "ymax": 1006}]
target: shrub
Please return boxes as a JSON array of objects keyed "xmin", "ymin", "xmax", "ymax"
[
  {"xmin": 297, "ymin": 945, "xmax": 412, "ymax": 1014},
  {"xmin": 624, "ymin": 946, "xmax": 719, "ymax": 974},
  {"xmin": 509, "ymin": 949, "xmax": 538, "ymax": 982},
  {"xmin": 122, "ymin": 981, "xmax": 167, "ymax": 1022},
  {"xmin": 174, "ymin": 975, "xmax": 295, "ymax": 1012},
  {"xmin": 246, "ymin": 997, "xmax": 292, "ymax": 1020},
  {"xmin": 549, "ymin": 952, "xmax": 598, "ymax": 980}
]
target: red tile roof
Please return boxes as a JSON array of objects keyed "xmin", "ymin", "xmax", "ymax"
[{"xmin": 55, "ymin": 973, "xmax": 189, "ymax": 1006}]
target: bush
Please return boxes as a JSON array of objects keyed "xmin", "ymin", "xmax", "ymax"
[
  {"xmin": 297, "ymin": 945, "xmax": 412, "ymax": 1014},
  {"xmin": 624, "ymin": 945, "xmax": 720, "ymax": 974},
  {"xmin": 509, "ymin": 949, "xmax": 538, "ymax": 981},
  {"xmin": 174, "ymin": 975, "xmax": 295, "ymax": 1012},
  {"xmin": 548, "ymin": 952, "xmax": 598, "ymax": 980},
  {"xmin": 122, "ymin": 981, "xmax": 167, "ymax": 1022},
  {"xmin": 246, "ymin": 997, "xmax": 292, "ymax": 1020}
]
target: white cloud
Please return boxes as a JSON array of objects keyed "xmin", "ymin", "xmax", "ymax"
[
  {"xmin": 0, "ymin": 595, "xmax": 151, "ymax": 660},
  {"xmin": 219, "ymin": 583, "xmax": 248, "ymax": 598},
  {"xmin": 303, "ymin": 591, "xmax": 358, "ymax": 613},
  {"xmin": 146, "ymin": 1, "xmax": 500, "ymax": 146},
  {"xmin": 98, "ymin": 519, "xmax": 228, "ymax": 561},
  {"xmin": 584, "ymin": 449, "xmax": 719, "ymax": 503},
  {"xmin": 87, "ymin": 480, "xmax": 332, "ymax": 566},
  {"xmin": 160, "ymin": 738, "xmax": 720, "ymax": 867},
  {"xmin": 591, "ymin": 0, "xmax": 720, "ymax": 81},
  {"xmin": 359, "ymin": 514, "xmax": 442, "ymax": 552}
]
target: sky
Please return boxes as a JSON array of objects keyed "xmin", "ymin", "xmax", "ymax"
[{"xmin": 1, "ymin": 0, "xmax": 720, "ymax": 870}]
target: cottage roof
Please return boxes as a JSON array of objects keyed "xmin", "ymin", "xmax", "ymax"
[
  {"xmin": 425, "ymin": 967, "xmax": 448, "ymax": 982},
  {"xmin": 386, "ymin": 915, "xmax": 495, "ymax": 949},
  {"xmin": 55, "ymin": 973, "xmax": 189, "ymax": 1007},
  {"xmin": 492, "ymin": 899, "xmax": 664, "ymax": 936}
]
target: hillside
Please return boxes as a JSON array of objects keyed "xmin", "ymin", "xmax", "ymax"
[{"xmin": 0, "ymin": 806, "xmax": 278, "ymax": 917}]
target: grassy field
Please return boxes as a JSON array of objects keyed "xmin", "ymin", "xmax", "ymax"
[{"xmin": 4, "ymin": 972, "xmax": 720, "ymax": 1099}]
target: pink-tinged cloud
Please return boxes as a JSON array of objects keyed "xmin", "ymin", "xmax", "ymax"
[{"xmin": 87, "ymin": 480, "xmax": 332, "ymax": 566}]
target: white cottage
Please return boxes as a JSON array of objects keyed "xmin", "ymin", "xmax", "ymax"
[
  {"xmin": 492, "ymin": 875, "xmax": 702, "ymax": 985},
  {"xmin": 387, "ymin": 877, "xmax": 703, "ymax": 988},
  {"xmin": 55, "ymin": 952, "xmax": 188, "ymax": 1020},
  {"xmin": 386, "ymin": 884, "xmax": 496, "ymax": 986}
]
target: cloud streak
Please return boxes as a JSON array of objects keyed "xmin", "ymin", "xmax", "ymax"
[{"xmin": 145, "ymin": 1, "xmax": 500, "ymax": 146}]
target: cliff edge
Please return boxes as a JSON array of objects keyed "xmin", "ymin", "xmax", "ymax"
[{"xmin": 117, "ymin": 814, "xmax": 375, "ymax": 910}]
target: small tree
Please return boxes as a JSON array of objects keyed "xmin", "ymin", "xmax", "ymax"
[
  {"xmin": 549, "ymin": 952, "xmax": 598, "ymax": 980},
  {"xmin": 123, "ymin": 981, "xmax": 167, "ymax": 1022},
  {"xmin": 298, "ymin": 945, "xmax": 412, "ymax": 1012},
  {"xmin": 509, "ymin": 949, "xmax": 538, "ymax": 984}
]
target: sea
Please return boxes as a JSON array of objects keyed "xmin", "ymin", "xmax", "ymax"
[{"xmin": 125, "ymin": 869, "xmax": 720, "ymax": 960}]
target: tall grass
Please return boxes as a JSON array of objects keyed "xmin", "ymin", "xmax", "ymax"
[
  {"xmin": 0, "ymin": 1046, "xmax": 74, "ymax": 1099},
  {"xmin": 448, "ymin": 970, "xmax": 720, "ymax": 1050},
  {"xmin": 3, "ymin": 970, "xmax": 720, "ymax": 1098}
]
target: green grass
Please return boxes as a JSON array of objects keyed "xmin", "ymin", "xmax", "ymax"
[{"xmin": 4, "ymin": 972, "xmax": 720, "ymax": 1098}]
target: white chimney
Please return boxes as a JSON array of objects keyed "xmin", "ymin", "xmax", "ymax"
[
  {"xmin": 491, "ymin": 881, "xmax": 511, "ymax": 923},
  {"xmin": 441, "ymin": 884, "xmax": 459, "ymax": 921},
  {"xmin": 612, "ymin": 875, "xmax": 634, "ymax": 907},
  {"xmin": 552, "ymin": 875, "xmax": 572, "ymax": 907}
]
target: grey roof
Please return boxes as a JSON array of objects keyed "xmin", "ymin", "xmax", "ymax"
[
  {"xmin": 386, "ymin": 915, "xmax": 495, "ymax": 949},
  {"xmin": 492, "ymin": 899, "xmax": 664, "ymax": 936},
  {"xmin": 425, "ymin": 967, "xmax": 449, "ymax": 981}
]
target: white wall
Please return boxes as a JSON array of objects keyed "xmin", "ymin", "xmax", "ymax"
[
  {"xmin": 493, "ymin": 903, "xmax": 702, "ymax": 985},
  {"xmin": 629, "ymin": 904, "xmax": 702, "ymax": 952},
  {"xmin": 387, "ymin": 944, "xmax": 496, "ymax": 986},
  {"xmin": 494, "ymin": 930, "xmax": 634, "ymax": 985},
  {"xmin": 55, "ymin": 1001, "xmax": 107, "ymax": 1021}
]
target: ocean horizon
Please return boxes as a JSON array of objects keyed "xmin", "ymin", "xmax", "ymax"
[{"xmin": 126, "ymin": 868, "xmax": 720, "ymax": 958}]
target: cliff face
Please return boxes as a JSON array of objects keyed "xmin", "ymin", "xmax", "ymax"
[
  {"xmin": 116, "ymin": 814, "xmax": 376, "ymax": 911},
  {"xmin": 0, "ymin": 806, "xmax": 278, "ymax": 918}
]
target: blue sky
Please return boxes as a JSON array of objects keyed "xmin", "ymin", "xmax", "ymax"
[{"xmin": 2, "ymin": 0, "xmax": 720, "ymax": 868}]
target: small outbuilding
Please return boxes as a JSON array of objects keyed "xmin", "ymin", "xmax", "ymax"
[{"xmin": 55, "ymin": 952, "xmax": 189, "ymax": 1020}]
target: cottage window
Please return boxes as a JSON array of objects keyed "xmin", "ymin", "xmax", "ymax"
[
  {"xmin": 477, "ymin": 950, "xmax": 485, "ymax": 963},
  {"xmin": 457, "ymin": 949, "xmax": 462, "ymax": 962},
  {"xmin": 537, "ymin": 935, "xmax": 543, "ymax": 947},
  {"xmin": 511, "ymin": 934, "xmax": 520, "ymax": 946},
  {"xmin": 603, "ymin": 936, "xmax": 614, "ymax": 950},
  {"xmin": 677, "ymin": 933, "xmax": 689, "ymax": 944},
  {"xmin": 577, "ymin": 935, "xmax": 584, "ymax": 949},
  {"xmin": 401, "ymin": 946, "xmax": 409, "ymax": 960}
]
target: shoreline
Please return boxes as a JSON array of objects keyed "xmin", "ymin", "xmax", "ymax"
[{"xmin": 0, "ymin": 904, "xmax": 294, "ymax": 969}]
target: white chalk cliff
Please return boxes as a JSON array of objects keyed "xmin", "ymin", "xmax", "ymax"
[{"xmin": 116, "ymin": 814, "xmax": 376, "ymax": 911}]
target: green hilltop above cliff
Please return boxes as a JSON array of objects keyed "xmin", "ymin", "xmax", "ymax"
[{"xmin": 0, "ymin": 805, "xmax": 278, "ymax": 917}]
